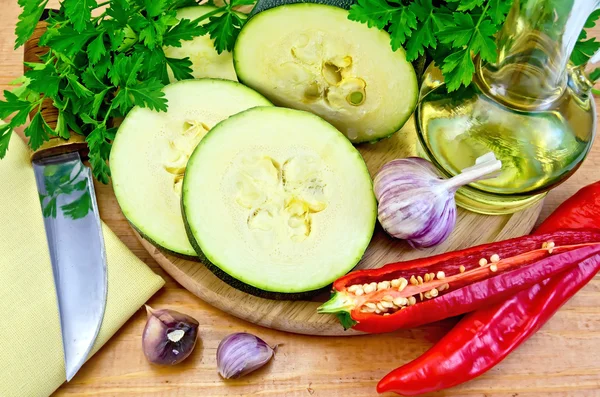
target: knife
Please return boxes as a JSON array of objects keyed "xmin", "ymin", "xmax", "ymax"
[{"xmin": 26, "ymin": 18, "xmax": 108, "ymax": 382}]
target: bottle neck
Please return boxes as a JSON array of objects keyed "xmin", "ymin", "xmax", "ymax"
[{"xmin": 479, "ymin": 0, "xmax": 597, "ymax": 109}]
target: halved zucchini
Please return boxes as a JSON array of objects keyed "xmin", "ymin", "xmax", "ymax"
[
  {"xmin": 233, "ymin": 4, "xmax": 418, "ymax": 143},
  {"xmin": 110, "ymin": 79, "xmax": 272, "ymax": 258},
  {"xmin": 163, "ymin": 6, "xmax": 239, "ymax": 82},
  {"xmin": 182, "ymin": 107, "xmax": 377, "ymax": 298}
]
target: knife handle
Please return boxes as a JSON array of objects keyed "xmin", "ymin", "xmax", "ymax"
[{"xmin": 25, "ymin": 18, "xmax": 88, "ymax": 161}]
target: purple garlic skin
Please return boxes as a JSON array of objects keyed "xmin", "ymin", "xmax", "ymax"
[
  {"xmin": 142, "ymin": 306, "xmax": 199, "ymax": 365},
  {"xmin": 375, "ymin": 158, "xmax": 456, "ymax": 248},
  {"xmin": 374, "ymin": 153, "xmax": 501, "ymax": 248},
  {"xmin": 217, "ymin": 332, "xmax": 275, "ymax": 379}
]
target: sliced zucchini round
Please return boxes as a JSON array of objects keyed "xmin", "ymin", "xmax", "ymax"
[
  {"xmin": 233, "ymin": 4, "xmax": 418, "ymax": 143},
  {"xmin": 111, "ymin": 79, "xmax": 272, "ymax": 258},
  {"xmin": 182, "ymin": 107, "xmax": 377, "ymax": 298},
  {"xmin": 163, "ymin": 6, "xmax": 238, "ymax": 82}
]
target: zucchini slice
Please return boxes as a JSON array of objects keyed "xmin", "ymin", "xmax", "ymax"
[
  {"xmin": 234, "ymin": 4, "xmax": 418, "ymax": 143},
  {"xmin": 111, "ymin": 79, "xmax": 272, "ymax": 258},
  {"xmin": 182, "ymin": 107, "xmax": 377, "ymax": 298},
  {"xmin": 163, "ymin": 6, "xmax": 239, "ymax": 82}
]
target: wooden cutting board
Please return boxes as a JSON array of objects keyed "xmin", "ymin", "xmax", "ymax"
[{"xmin": 137, "ymin": 117, "xmax": 542, "ymax": 336}]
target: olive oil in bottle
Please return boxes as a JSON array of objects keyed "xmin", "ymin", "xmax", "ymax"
[{"xmin": 416, "ymin": 0, "xmax": 597, "ymax": 214}]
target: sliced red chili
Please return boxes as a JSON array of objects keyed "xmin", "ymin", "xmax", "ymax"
[{"xmin": 318, "ymin": 230, "xmax": 600, "ymax": 333}]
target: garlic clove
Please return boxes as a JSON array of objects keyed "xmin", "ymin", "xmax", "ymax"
[
  {"xmin": 217, "ymin": 332, "xmax": 276, "ymax": 379},
  {"xmin": 142, "ymin": 306, "xmax": 199, "ymax": 366}
]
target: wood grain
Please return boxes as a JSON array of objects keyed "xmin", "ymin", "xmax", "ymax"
[
  {"xmin": 138, "ymin": 117, "xmax": 542, "ymax": 336},
  {"xmin": 0, "ymin": 1, "xmax": 598, "ymax": 396}
]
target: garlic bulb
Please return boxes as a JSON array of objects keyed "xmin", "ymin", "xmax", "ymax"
[{"xmin": 374, "ymin": 153, "xmax": 501, "ymax": 248}]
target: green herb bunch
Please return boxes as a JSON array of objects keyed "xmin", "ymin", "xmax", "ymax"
[
  {"xmin": 0, "ymin": 0, "xmax": 252, "ymax": 183},
  {"xmin": 349, "ymin": 0, "xmax": 600, "ymax": 92}
]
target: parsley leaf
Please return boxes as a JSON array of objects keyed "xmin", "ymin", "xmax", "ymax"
[
  {"xmin": 389, "ymin": 7, "xmax": 417, "ymax": 51},
  {"xmin": 205, "ymin": 12, "xmax": 241, "ymax": 54},
  {"xmin": 441, "ymin": 48, "xmax": 474, "ymax": 91},
  {"xmin": 488, "ymin": 0, "xmax": 512, "ymax": 25},
  {"xmin": 44, "ymin": 26, "xmax": 96, "ymax": 57},
  {"xmin": 88, "ymin": 33, "xmax": 107, "ymax": 65},
  {"xmin": 66, "ymin": 75, "xmax": 93, "ymax": 98},
  {"xmin": 63, "ymin": 0, "xmax": 97, "ymax": 33},
  {"xmin": 405, "ymin": 0, "xmax": 440, "ymax": 61},
  {"xmin": 15, "ymin": 0, "xmax": 49, "ymax": 49},
  {"xmin": 163, "ymin": 18, "xmax": 208, "ymax": 48},
  {"xmin": 166, "ymin": 57, "xmax": 194, "ymax": 80},
  {"xmin": 468, "ymin": 18, "xmax": 497, "ymax": 62},
  {"xmin": 26, "ymin": 66, "xmax": 61, "ymax": 97},
  {"xmin": 0, "ymin": 90, "xmax": 32, "ymax": 124},
  {"xmin": 571, "ymin": 10, "xmax": 600, "ymax": 66},
  {"xmin": 24, "ymin": 111, "xmax": 51, "ymax": 151},
  {"xmin": 144, "ymin": 0, "xmax": 168, "ymax": 18},
  {"xmin": 447, "ymin": 0, "xmax": 484, "ymax": 12},
  {"xmin": 348, "ymin": 0, "xmax": 395, "ymax": 30},
  {"xmin": 89, "ymin": 152, "xmax": 111, "ymax": 184},
  {"xmin": 128, "ymin": 78, "xmax": 168, "ymax": 111},
  {"xmin": 204, "ymin": 1, "xmax": 250, "ymax": 54}
]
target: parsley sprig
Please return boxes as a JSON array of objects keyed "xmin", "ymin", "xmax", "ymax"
[
  {"xmin": 1, "ymin": 0, "xmax": 253, "ymax": 183},
  {"xmin": 349, "ymin": 0, "xmax": 600, "ymax": 92}
]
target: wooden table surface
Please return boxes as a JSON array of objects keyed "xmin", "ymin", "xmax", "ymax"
[{"xmin": 2, "ymin": 2, "xmax": 600, "ymax": 396}]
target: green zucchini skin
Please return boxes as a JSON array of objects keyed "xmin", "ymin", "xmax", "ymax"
[
  {"xmin": 250, "ymin": 0, "xmax": 354, "ymax": 16},
  {"xmin": 180, "ymin": 196, "xmax": 328, "ymax": 300},
  {"xmin": 129, "ymin": 220, "xmax": 200, "ymax": 262}
]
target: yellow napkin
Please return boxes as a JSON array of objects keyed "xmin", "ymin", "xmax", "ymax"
[{"xmin": 0, "ymin": 135, "xmax": 165, "ymax": 397}]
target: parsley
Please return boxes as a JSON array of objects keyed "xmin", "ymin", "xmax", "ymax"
[
  {"xmin": 349, "ymin": 0, "xmax": 598, "ymax": 92},
  {"xmin": 572, "ymin": 10, "xmax": 600, "ymax": 66},
  {"xmin": 1, "ymin": 0, "xmax": 255, "ymax": 183}
]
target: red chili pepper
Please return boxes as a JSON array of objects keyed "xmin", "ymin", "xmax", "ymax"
[
  {"xmin": 536, "ymin": 181, "xmax": 600, "ymax": 234},
  {"xmin": 318, "ymin": 230, "xmax": 600, "ymax": 333},
  {"xmin": 377, "ymin": 181, "xmax": 600, "ymax": 395}
]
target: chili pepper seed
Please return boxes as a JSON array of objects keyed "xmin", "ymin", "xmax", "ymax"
[
  {"xmin": 424, "ymin": 273, "xmax": 431, "ymax": 282},
  {"xmin": 490, "ymin": 264, "xmax": 498, "ymax": 272},
  {"xmin": 378, "ymin": 281, "xmax": 391, "ymax": 291},
  {"xmin": 347, "ymin": 285, "xmax": 359, "ymax": 293},
  {"xmin": 376, "ymin": 302, "xmax": 386, "ymax": 311},
  {"xmin": 398, "ymin": 278, "xmax": 408, "ymax": 291},
  {"xmin": 436, "ymin": 271, "xmax": 445, "ymax": 280},
  {"xmin": 490, "ymin": 254, "xmax": 500, "ymax": 263},
  {"xmin": 424, "ymin": 291, "xmax": 432, "ymax": 299},
  {"xmin": 408, "ymin": 296, "xmax": 417, "ymax": 306},
  {"xmin": 366, "ymin": 302, "xmax": 376, "ymax": 309},
  {"xmin": 364, "ymin": 284, "xmax": 375, "ymax": 294},
  {"xmin": 383, "ymin": 295, "xmax": 394, "ymax": 302},
  {"xmin": 417, "ymin": 275, "xmax": 424, "ymax": 284},
  {"xmin": 410, "ymin": 275, "xmax": 418, "ymax": 285},
  {"xmin": 391, "ymin": 279, "xmax": 400, "ymax": 288},
  {"xmin": 355, "ymin": 288, "xmax": 364, "ymax": 296},
  {"xmin": 459, "ymin": 265, "xmax": 466, "ymax": 273},
  {"xmin": 430, "ymin": 288, "xmax": 439, "ymax": 297},
  {"xmin": 393, "ymin": 297, "xmax": 408, "ymax": 306},
  {"xmin": 479, "ymin": 258, "xmax": 488, "ymax": 267},
  {"xmin": 383, "ymin": 313, "xmax": 390, "ymax": 316},
  {"xmin": 381, "ymin": 301, "xmax": 394, "ymax": 309}
]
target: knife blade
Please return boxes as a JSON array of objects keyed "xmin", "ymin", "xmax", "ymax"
[{"xmin": 32, "ymin": 152, "xmax": 108, "ymax": 381}]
